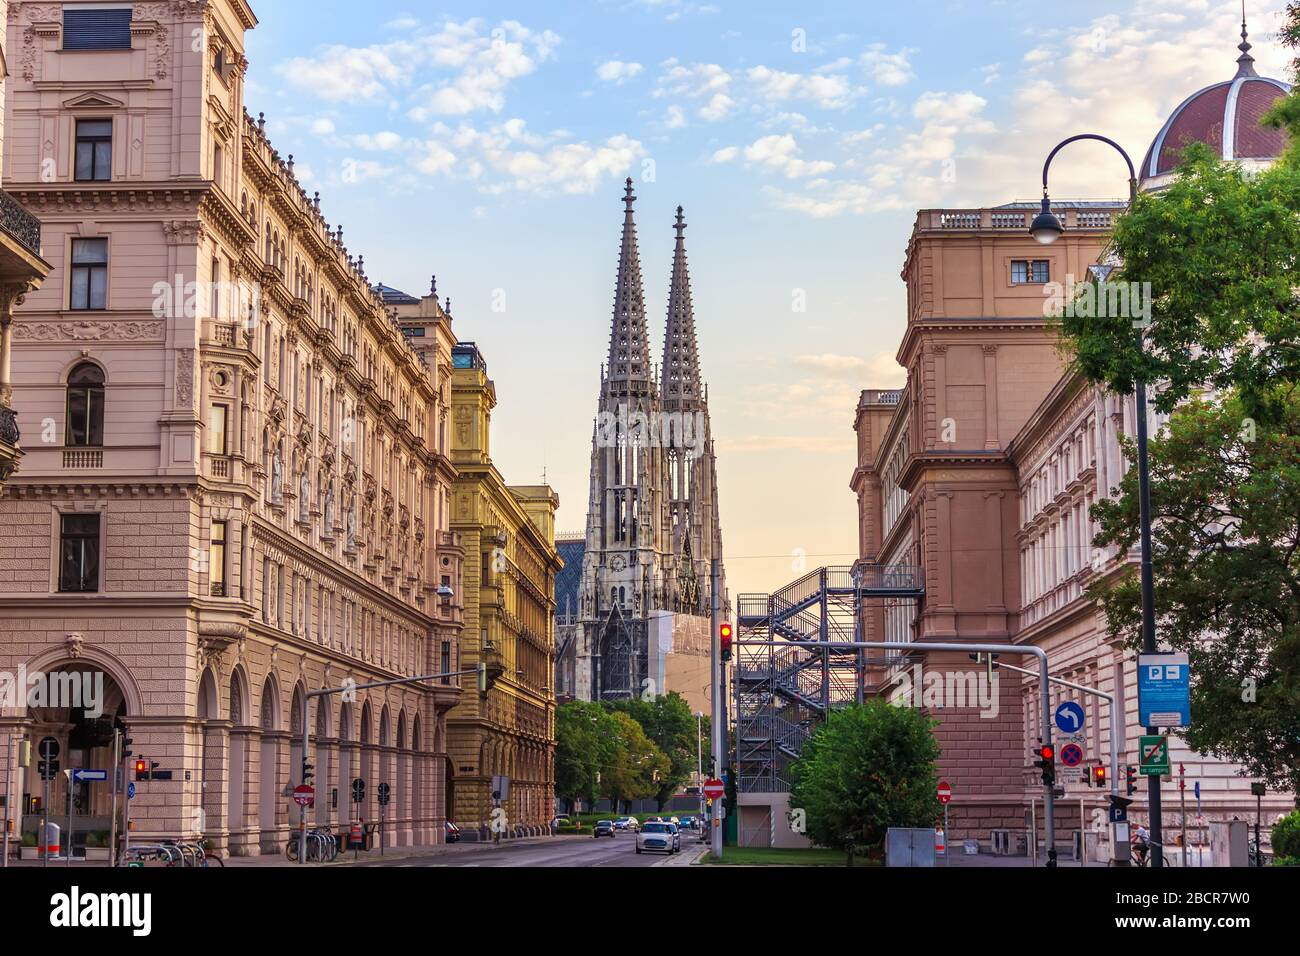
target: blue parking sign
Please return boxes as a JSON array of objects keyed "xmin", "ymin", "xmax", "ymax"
[{"xmin": 1138, "ymin": 652, "xmax": 1190, "ymax": 727}]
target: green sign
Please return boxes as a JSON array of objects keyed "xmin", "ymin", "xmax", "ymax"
[{"xmin": 1139, "ymin": 735, "xmax": 1170, "ymax": 776}]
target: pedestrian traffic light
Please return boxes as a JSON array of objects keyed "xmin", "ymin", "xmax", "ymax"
[
  {"xmin": 1091, "ymin": 766, "xmax": 1106, "ymax": 789},
  {"xmin": 720, "ymin": 623, "xmax": 733, "ymax": 662},
  {"xmin": 1125, "ymin": 764, "xmax": 1138, "ymax": 796},
  {"xmin": 134, "ymin": 758, "xmax": 158, "ymax": 781},
  {"xmin": 1035, "ymin": 744, "xmax": 1055, "ymax": 786},
  {"xmin": 134, "ymin": 757, "xmax": 147, "ymax": 776}
]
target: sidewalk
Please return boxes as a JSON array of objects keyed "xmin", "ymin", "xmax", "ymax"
[
  {"xmin": 656, "ymin": 842, "xmax": 710, "ymax": 867},
  {"xmin": 224, "ymin": 833, "xmax": 563, "ymax": 867}
]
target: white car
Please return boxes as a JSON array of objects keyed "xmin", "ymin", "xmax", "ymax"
[
  {"xmin": 636, "ymin": 821, "xmax": 680, "ymax": 854},
  {"xmin": 614, "ymin": 816, "xmax": 640, "ymax": 832}
]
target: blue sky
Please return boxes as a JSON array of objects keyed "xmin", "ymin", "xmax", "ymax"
[{"xmin": 242, "ymin": 0, "xmax": 1291, "ymax": 598}]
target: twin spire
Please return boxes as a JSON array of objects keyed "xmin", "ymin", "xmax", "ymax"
[{"xmin": 606, "ymin": 179, "xmax": 704, "ymax": 410}]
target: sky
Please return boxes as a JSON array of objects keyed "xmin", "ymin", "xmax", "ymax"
[{"xmin": 241, "ymin": 0, "xmax": 1292, "ymax": 600}]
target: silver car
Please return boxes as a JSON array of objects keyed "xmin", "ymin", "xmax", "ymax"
[{"xmin": 636, "ymin": 821, "xmax": 680, "ymax": 854}]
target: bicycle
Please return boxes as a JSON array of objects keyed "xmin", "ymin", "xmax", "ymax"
[{"xmin": 1131, "ymin": 837, "xmax": 1162, "ymax": 867}]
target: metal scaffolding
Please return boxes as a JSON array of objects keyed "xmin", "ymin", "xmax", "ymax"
[{"xmin": 734, "ymin": 565, "xmax": 924, "ymax": 793}]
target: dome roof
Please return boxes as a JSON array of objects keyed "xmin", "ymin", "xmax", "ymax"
[{"xmin": 1140, "ymin": 24, "xmax": 1290, "ymax": 183}]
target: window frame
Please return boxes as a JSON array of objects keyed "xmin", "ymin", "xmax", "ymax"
[
  {"xmin": 69, "ymin": 237, "xmax": 109, "ymax": 311},
  {"xmin": 74, "ymin": 118, "xmax": 114, "ymax": 182},
  {"xmin": 58, "ymin": 512, "xmax": 101, "ymax": 594},
  {"xmin": 65, "ymin": 361, "xmax": 106, "ymax": 447}
]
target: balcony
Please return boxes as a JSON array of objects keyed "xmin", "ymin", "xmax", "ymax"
[
  {"xmin": 0, "ymin": 404, "xmax": 20, "ymax": 482},
  {"xmin": 0, "ymin": 189, "xmax": 41, "ymax": 258}
]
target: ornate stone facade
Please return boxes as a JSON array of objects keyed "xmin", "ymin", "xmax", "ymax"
[
  {"xmin": 0, "ymin": 0, "xmax": 464, "ymax": 856},
  {"xmin": 555, "ymin": 183, "xmax": 725, "ymax": 712}
]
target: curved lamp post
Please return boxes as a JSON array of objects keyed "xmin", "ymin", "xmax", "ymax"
[{"xmin": 1033, "ymin": 133, "xmax": 1163, "ymax": 868}]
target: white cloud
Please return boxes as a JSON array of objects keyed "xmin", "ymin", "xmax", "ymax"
[
  {"xmin": 698, "ymin": 92, "xmax": 735, "ymax": 121},
  {"xmin": 350, "ymin": 130, "xmax": 405, "ymax": 151},
  {"xmin": 747, "ymin": 65, "xmax": 855, "ymax": 109},
  {"xmin": 860, "ymin": 45, "xmax": 915, "ymax": 87},
  {"xmin": 596, "ymin": 60, "xmax": 644, "ymax": 84},
  {"xmin": 709, "ymin": 145, "xmax": 739, "ymax": 163},
  {"xmin": 311, "ymin": 118, "xmax": 336, "ymax": 136},
  {"xmin": 665, "ymin": 105, "xmax": 688, "ymax": 128},
  {"xmin": 275, "ymin": 19, "xmax": 560, "ymax": 117},
  {"xmin": 740, "ymin": 134, "xmax": 835, "ymax": 179}
]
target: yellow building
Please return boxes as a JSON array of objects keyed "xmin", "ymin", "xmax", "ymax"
[{"xmin": 443, "ymin": 341, "xmax": 561, "ymax": 838}]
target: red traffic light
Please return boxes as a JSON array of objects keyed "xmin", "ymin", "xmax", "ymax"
[
  {"xmin": 720, "ymin": 623, "xmax": 733, "ymax": 662},
  {"xmin": 1092, "ymin": 766, "xmax": 1107, "ymax": 786},
  {"xmin": 134, "ymin": 758, "xmax": 146, "ymax": 773},
  {"xmin": 719, "ymin": 623, "xmax": 733, "ymax": 639},
  {"xmin": 1039, "ymin": 744, "xmax": 1054, "ymax": 761}
]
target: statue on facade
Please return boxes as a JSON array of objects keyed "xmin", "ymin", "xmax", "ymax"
[
  {"xmin": 324, "ymin": 484, "xmax": 335, "ymax": 534},
  {"xmin": 346, "ymin": 500, "xmax": 357, "ymax": 552},
  {"xmin": 271, "ymin": 450, "xmax": 284, "ymax": 504},
  {"xmin": 299, "ymin": 471, "xmax": 310, "ymax": 522}
]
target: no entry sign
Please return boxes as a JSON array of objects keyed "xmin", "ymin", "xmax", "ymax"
[
  {"xmin": 936, "ymin": 781, "xmax": 952, "ymax": 804},
  {"xmin": 703, "ymin": 777, "xmax": 725, "ymax": 800},
  {"xmin": 293, "ymin": 784, "xmax": 315, "ymax": 807}
]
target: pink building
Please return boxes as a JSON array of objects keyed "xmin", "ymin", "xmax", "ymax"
[
  {"xmin": 0, "ymin": 0, "xmax": 464, "ymax": 857},
  {"xmin": 852, "ymin": 32, "xmax": 1296, "ymax": 859}
]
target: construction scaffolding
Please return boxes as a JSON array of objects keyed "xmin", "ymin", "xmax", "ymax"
[{"xmin": 734, "ymin": 565, "xmax": 924, "ymax": 793}]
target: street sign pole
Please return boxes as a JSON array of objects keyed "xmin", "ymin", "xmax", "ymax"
[
  {"xmin": 108, "ymin": 731, "xmax": 120, "ymax": 868},
  {"xmin": 65, "ymin": 769, "xmax": 74, "ymax": 868},
  {"xmin": 2, "ymin": 734, "xmax": 11, "ymax": 869},
  {"xmin": 710, "ymin": 558, "xmax": 723, "ymax": 860},
  {"xmin": 1179, "ymin": 764, "xmax": 1187, "ymax": 868}
]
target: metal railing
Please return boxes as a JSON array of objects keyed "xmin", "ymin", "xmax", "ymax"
[{"xmin": 0, "ymin": 189, "xmax": 41, "ymax": 255}]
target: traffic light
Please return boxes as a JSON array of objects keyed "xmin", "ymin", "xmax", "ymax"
[
  {"xmin": 122, "ymin": 735, "xmax": 133, "ymax": 760},
  {"xmin": 134, "ymin": 758, "xmax": 158, "ymax": 781},
  {"xmin": 1035, "ymin": 744, "xmax": 1055, "ymax": 786},
  {"xmin": 1091, "ymin": 766, "xmax": 1107, "ymax": 789},
  {"xmin": 720, "ymin": 623, "xmax": 733, "ymax": 662},
  {"xmin": 477, "ymin": 661, "xmax": 487, "ymax": 693},
  {"xmin": 302, "ymin": 760, "xmax": 314, "ymax": 787},
  {"xmin": 1125, "ymin": 764, "xmax": 1138, "ymax": 796}
]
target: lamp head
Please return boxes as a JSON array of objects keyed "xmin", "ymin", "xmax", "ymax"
[{"xmin": 1030, "ymin": 193, "xmax": 1064, "ymax": 244}]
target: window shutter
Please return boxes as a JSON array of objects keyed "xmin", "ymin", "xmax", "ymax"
[{"xmin": 62, "ymin": 8, "xmax": 133, "ymax": 51}]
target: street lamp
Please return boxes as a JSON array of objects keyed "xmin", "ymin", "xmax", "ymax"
[{"xmin": 1034, "ymin": 132, "xmax": 1163, "ymax": 868}]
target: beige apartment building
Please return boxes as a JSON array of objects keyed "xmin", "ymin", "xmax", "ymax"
[
  {"xmin": 851, "ymin": 33, "xmax": 1296, "ymax": 856},
  {"xmin": 0, "ymin": 0, "xmax": 52, "ymax": 490},
  {"xmin": 0, "ymin": 0, "xmax": 465, "ymax": 856}
]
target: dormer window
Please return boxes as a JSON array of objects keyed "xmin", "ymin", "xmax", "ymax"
[{"xmin": 62, "ymin": 8, "xmax": 132, "ymax": 51}]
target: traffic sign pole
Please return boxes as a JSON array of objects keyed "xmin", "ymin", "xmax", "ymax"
[{"xmin": 710, "ymin": 558, "xmax": 723, "ymax": 860}]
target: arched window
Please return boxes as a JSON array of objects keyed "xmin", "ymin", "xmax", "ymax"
[{"xmin": 66, "ymin": 362, "xmax": 105, "ymax": 446}]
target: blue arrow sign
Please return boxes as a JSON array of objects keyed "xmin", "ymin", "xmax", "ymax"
[
  {"xmin": 127, "ymin": 782, "xmax": 136, "ymax": 800},
  {"xmin": 1054, "ymin": 701, "xmax": 1086, "ymax": 734},
  {"xmin": 71, "ymin": 768, "xmax": 107, "ymax": 783}
]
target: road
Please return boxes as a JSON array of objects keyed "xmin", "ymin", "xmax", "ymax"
[{"xmin": 350, "ymin": 831, "xmax": 708, "ymax": 867}]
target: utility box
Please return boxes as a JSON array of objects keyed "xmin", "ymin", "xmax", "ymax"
[
  {"xmin": 885, "ymin": 827, "xmax": 936, "ymax": 867},
  {"xmin": 991, "ymin": 829, "xmax": 1012, "ymax": 855},
  {"xmin": 1209, "ymin": 820, "xmax": 1249, "ymax": 867}
]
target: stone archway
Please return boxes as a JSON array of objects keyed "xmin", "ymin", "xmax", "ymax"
[
  {"xmin": 14, "ymin": 653, "xmax": 135, "ymax": 855},
  {"xmin": 257, "ymin": 675, "xmax": 281, "ymax": 852},
  {"xmin": 227, "ymin": 667, "xmax": 252, "ymax": 853}
]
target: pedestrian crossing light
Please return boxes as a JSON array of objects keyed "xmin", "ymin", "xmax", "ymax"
[
  {"xmin": 720, "ymin": 623, "xmax": 733, "ymax": 662},
  {"xmin": 1035, "ymin": 744, "xmax": 1055, "ymax": 786},
  {"xmin": 1091, "ymin": 766, "xmax": 1106, "ymax": 789}
]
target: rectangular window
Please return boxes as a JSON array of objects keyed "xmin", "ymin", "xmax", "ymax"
[
  {"xmin": 62, "ymin": 8, "xmax": 132, "ymax": 51},
  {"xmin": 58, "ymin": 514, "xmax": 100, "ymax": 593},
  {"xmin": 70, "ymin": 238, "xmax": 108, "ymax": 310},
  {"xmin": 1011, "ymin": 259, "xmax": 1050, "ymax": 284},
  {"xmin": 210, "ymin": 257, "xmax": 221, "ymax": 319},
  {"xmin": 441, "ymin": 641, "xmax": 451, "ymax": 684},
  {"xmin": 209, "ymin": 404, "xmax": 228, "ymax": 456},
  {"xmin": 74, "ymin": 120, "xmax": 113, "ymax": 182},
  {"xmin": 210, "ymin": 521, "xmax": 227, "ymax": 597}
]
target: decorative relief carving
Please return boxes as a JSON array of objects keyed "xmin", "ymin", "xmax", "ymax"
[
  {"xmin": 14, "ymin": 320, "xmax": 164, "ymax": 342},
  {"xmin": 176, "ymin": 348, "xmax": 196, "ymax": 406}
]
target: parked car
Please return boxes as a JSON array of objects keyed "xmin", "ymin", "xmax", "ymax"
[
  {"xmin": 679, "ymin": 816, "xmax": 697, "ymax": 830},
  {"xmin": 593, "ymin": 820, "xmax": 616, "ymax": 839},
  {"xmin": 614, "ymin": 817, "xmax": 640, "ymax": 831},
  {"xmin": 636, "ymin": 821, "xmax": 680, "ymax": 854},
  {"xmin": 445, "ymin": 821, "xmax": 461, "ymax": 843}
]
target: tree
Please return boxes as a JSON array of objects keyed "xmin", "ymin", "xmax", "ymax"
[
  {"xmin": 1088, "ymin": 390, "xmax": 1300, "ymax": 794},
  {"xmin": 788, "ymin": 700, "xmax": 941, "ymax": 853},
  {"xmin": 601, "ymin": 711, "xmax": 670, "ymax": 814},
  {"xmin": 555, "ymin": 700, "xmax": 615, "ymax": 812},
  {"xmin": 608, "ymin": 692, "xmax": 708, "ymax": 808}
]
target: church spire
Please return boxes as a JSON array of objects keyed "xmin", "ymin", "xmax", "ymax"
[
  {"xmin": 607, "ymin": 178, "xmax": 652, "ymax": 398},
  {"xmin": 662, "ymin": 205, "xmax": 702, "ymax": 409},
  {"xmin": 1235, "ymin": 1, "xmax": 1257, "ymax": 77}
]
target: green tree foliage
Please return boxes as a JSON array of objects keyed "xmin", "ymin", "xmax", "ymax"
[
  {"xmin": 1272, "ymin": 809, "xmax": 1300, "ymax": 862},
  {"xmin": 555, "ymin": 700, "xmax": 615, "ymax": 809},
  {"xmin": 1089, "ymin": 391, "xmax": 1300, "ymax": 794},
  {"xmin": 608, "ymin": 692, "xmax": 709, "ymax": 808},
  {"xmin": 601, "ymin": 711, "xmax": 671, "ymax": 813},
  {"xmin": 788, "ymin": 700, "xmax": 941, "ymax": 852}
]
